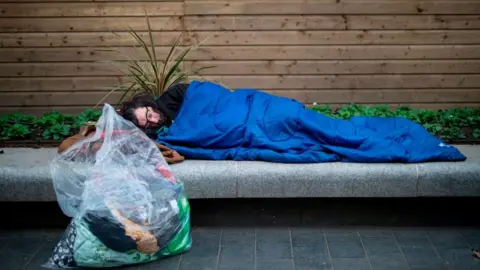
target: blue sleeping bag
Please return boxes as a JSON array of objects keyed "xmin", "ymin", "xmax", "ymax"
[{"xmin": 156, "ymin": 81, "xmax": 466, "ymax": 163}]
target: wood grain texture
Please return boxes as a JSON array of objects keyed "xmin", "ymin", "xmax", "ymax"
[
  {"xmin": 184, "ymin": 1, "xmax": 480, "ymax": 15},
  {"xmin": 0, "ymin": 2, "xmax": 183, "ymax": 17},
  {"xmin": 2, "ymin": 60, "xmax": 479, "ymax": 77},
  {"xmin": 1, "ymin": 45, "xmax": 479, "ymax": 62},
  {"xmin": 2, "ymin": 89, "xmax": 479, "ymax": 107},
  {"xmin": 3, "ymin": 15, "xmax": 478, "ymax": 32},
  {"xmin": 2, "ymin": 31, "xmax": 479, "ymax": 48},
  {"xmin": 1, "ymin": 75, "xmax": 479, "ymax": 91},
  {"xmin": 0, "ymin": 17, "xmax": 183, "ymax": 32},
  {"xmin": 0, "ymin": 0, "xmax": 478, "ymax": 113}
]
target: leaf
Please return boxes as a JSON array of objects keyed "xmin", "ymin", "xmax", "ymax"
[{"xmin": 473, "ymin": 128, "xmax": 480, "ymax": 139}]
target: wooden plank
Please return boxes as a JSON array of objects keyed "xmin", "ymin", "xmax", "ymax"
[
  {"xmin": 1, "ymin": 15, "xmax": 479, "ymax": 32},
  {"xmin": 2, "ymin": 89, "xmax": 480, "ymax": 107},
  {"xmin": 184, "ymin": 1, "xmax": 480, "ymax": 15},
  {"xmin": 185, "ymin": 60, "xmax": 480, "ymax": 75},
  {"xmin": 2, "ymin": 45, "xmax": 480, "ymax": 62},
  {"xmin": 0, "ymin": 0, "xmax": 182, "ymax": 2},
  {"xmin": 0, "ymin": 92, "xmax": 123, "ymax": 106},
  {"xmin": 203, "ymin": 75, "xmax": 480, "ymax": 89},
  {"xmin": 267, "ymin": 89, "xmax": 480, "ymax": 103},
  {"xmin": 1, "ymin": 75, "xmax": 480, "ymax": 91},
  {"xmin": 2, "ymin": 31, "xmax": 480, "ymax": 47},
  {"xmin": 0, "ymin": 2, "xmax": 183, "ymax": 17},
  {"xmin": 0, "ymin": 32, "xmax": 183, "ymax": 47},
  {"xmin": 345, "ymin": 15, "xmax": 480, "ymax": 30},
  {"xmin": 2, "ymin": 60, "xmax": 480, "ymax": 77},
  {"xmin": 0, "ymin": 17, "xmax": 183, "ymax": 32},
  {"xmin": 185, "ymin": 15, "xmax": 480, "ymax": 30},
  {"xmin": 184, "ymin": 30, "xmax": 480, "ymax": 46},
  {"xmin": 0, "ymin": 106, "xmax": 95, "ymax": 116}
]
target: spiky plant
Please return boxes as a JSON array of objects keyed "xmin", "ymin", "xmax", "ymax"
[{"xmin": 95, "ymin": 11, "xmax": 215, "ymax": 108}]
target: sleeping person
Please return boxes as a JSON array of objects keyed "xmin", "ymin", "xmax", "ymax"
[{"xmin": 119, "ymin": 80, "xmax": 466, "ymax": 163}]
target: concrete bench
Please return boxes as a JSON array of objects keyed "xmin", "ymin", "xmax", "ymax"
[{"xmin": 0, "ymin": 145, "xmax": 479, "ymax": 201}]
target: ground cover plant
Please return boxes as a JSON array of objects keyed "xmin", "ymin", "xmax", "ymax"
[{"xmin": 1, "ymin": 104, "xmax": 479, "ymax": 145}]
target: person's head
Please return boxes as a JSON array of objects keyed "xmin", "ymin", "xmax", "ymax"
[{"xmin": 119, "ymin": 94, "xmax": 169, "ymax": 138}]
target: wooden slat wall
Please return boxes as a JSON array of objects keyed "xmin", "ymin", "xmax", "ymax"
[{"xmin": 1, "ymin": 0, "xmax": 480, "ymax": 115}]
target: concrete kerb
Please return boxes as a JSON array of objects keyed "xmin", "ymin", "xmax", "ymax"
[{"xmin": 0, "ymin": 145, "xmax": 479, "ymax": 201}]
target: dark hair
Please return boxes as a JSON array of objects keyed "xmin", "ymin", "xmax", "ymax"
[{"xmin": 119, "ymin": 93, "xmax": 162, "ymax": 139}]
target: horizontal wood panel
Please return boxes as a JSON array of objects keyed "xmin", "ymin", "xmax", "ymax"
[
  {"xmin": 0, "ymin": 3, "xmax": 183, "ymax": 17},
  {"xmin": 3, "ymin": 31, "xmax": 480, "ymax": 47},
  {"xmin": 186, "ymin": 60, "xmax": 480, "ymax": 75},
  {"xmin": 270, "ymin": 89, "xmax": 480, "ymax": 104},
  {"xmin": 4, "ymin": 102, "xmax": 479, "ymax": 116},
  {"xmin": 2, "ymin": 45, "xmax": 480, "ymax": 62},
  {"xmin": 0, "ymin": 17, "xmax": 183, "ymax": 32},
  {"xmin": 185, "ymin": 30, "xmax": 480, "ymax": 45},
  {"xmin": 0, "ymin": 0, "xmax": 182, "ymax": 2},
  {"xmin": 1, "ymin": 75, "xmax": 480, "ymax": 91},
  {"xmin": 3, "ymin": 15, "xmax": 479, "ymax": 32},
  {"xmin": 2, "ymin": 60, "xmax": 479, "ymax": 77},
  {"xmin": 2, "ymin": 89, "xmax": 480, "ymax": 107},
  {"xmin": 184, "ymin": 2, "xmax": 480, "ymax": 15},
  {"xmin": 203, "ymin": 75, "xmax": 480, "ymax": 89}
]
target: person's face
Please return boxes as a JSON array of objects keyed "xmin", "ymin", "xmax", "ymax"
[{"xmin": 133, "ymin": 106, "xmax": 166, "ymax": 128}]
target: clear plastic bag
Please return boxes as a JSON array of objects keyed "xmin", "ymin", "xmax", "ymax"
[{"xmin": 44, "ymin": 104, "xmax": 191, "ymax": 269}]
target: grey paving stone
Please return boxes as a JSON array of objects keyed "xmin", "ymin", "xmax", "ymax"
[
  {"xmin": 358, "ymin": 228, "xmax": 394, "ymax": 238},
  {"xmin": 219, "ymin": 245, "xmax": 254, "ymax": 265},
  {"xmin": 368, "ymin": 254, "xmax": 410, "ymax": 270},
  {"xmin": 361, "ymin": 234, "xmax": 404, "ymax": 256},
  {"xmin": 394, "ymin": 230, "xmax": 431, "ymax": 247},
  {"xmin": 139, "ymin": 256, "xmax": 180, "ymax": 270},
  {"xmin": 186, "ymin": 228, "xmax": 221, "ymax": 258},
  {"xmin": 178, "ymin": 256, "xmax": 217, "ymax": 270},
  {"xmin": 2, "ymin": 234, "xmax": 45, "ymax": 255},
  {"xmin": 460, "ymin": 229, "xmax": 480, "ymax": 250},
  {"xmin": 218, "ymin": 261, "xmax": 255, "ymax": 270},
  {"xmin": 331, "ymin": 258, "xmax": 372, "ymax": 270},
  {"xmin": 256, "ymin": 259, "xmax": 295, "ymax": 270},
  {"xmin": 294, "ymin": 252, "xmax": 332, "ymax": 270},
  {"xmin": 23, "ymin": 236, "xmax": 58, "ymax": 270},
  {"xmin": 326, "ymin": 231, "xmax": 366, "ymax": 258},
  {"xmin": 0, "ymin": 238, "xmax": 7, "ymax": 252},
  {"xmin": 0, "ymin": 250, "xmax": 32, "ymax": 270},
  {"xmin": 401, "ymin": 246, "xmax": 447, "ymax": 270},
  {"xmin": 293, "ymin": 246, "xmax": 329, "ymax": 259},
  {"xmin": 427, "ymin": 230, "xmax": 468, "ymax": 249},
  {"xmin": 437, "ymin": 248, "xmax": 480, "ymax": 270},
  {"xmin": 291, "ymin": 228, "xmax": 325, "ymax": 247},
  {"xmin": 256, "ymin": 228, "xmax": 292, "ymax": 259},
  {"xmin": 221, "ymin": 228, "xmax": 254, "ymax": 247}
]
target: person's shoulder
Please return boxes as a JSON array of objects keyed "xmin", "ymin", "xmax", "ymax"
[{"xmin": 165, "ymin": 83, "xmax": 189, "ymax": 93}]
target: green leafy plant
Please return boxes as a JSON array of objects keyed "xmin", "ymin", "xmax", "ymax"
[
  {"xmin": 74, "ymin": 109, "xmax": 102, "ymax": 128},
  {"xmin": 310, "ymin": 104, "xmax": 480, "ymax": 141},
  {"xmin": 2, "ymin": 123, "xmax": 31, "ymax": 140},
  {"xmin": 42, "ymin": 123, "xmax": 71, "ymax": 141},
  {"xmin": 0, "ymin": 105, "xmax": 479, "ymax": 142},
  {"xmin": 473, "ymin": 128, "xmax": 480, "ymax": 139},
  {"xmin": 95, "ymin": 11, "xmax": 215, "ymax": 108}
]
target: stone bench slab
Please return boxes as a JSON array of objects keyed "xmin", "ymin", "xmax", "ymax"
[{"xmin": 0, "ymin": 146, "xmax": 479, "ymax": 201}]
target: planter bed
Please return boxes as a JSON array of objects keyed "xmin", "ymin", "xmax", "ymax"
[{"xmin": 1, "ymin": 105, "xmax": 479, "ymax": 149}]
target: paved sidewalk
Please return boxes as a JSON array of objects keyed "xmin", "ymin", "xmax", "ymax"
[{"xmin": 1, "ymin": 226, "xmax": 479, "ymax": 270}]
